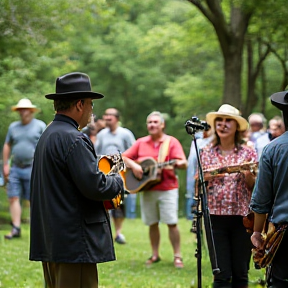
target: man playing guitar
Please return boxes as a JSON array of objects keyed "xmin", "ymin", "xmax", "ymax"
[{"xmin": 122, "ymin": 111, "xmax": 187, "ymax": 268}]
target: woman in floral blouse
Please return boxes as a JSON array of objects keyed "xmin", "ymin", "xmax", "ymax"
[{"xmin": 201, "ymin": 104, "xmax": 257, "ymax": 288}]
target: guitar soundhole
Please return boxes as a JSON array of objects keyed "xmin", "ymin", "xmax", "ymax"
[{"xmin": 142, "ymin": 166, "xmax": 150, "ymax": 176}]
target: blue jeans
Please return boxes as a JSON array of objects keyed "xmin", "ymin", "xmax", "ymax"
[
  {"xmin": 186, "ymin": 197, "xmax": 195, "ymax": 220},
  {"xmin": 7, "ymin": 165, "xmax": 32, "ymax": 200},
  {"xmin": 125, "ymin": 194, "xmax": 137, "ymax": 219}
]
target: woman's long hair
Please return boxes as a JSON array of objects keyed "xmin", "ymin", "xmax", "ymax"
[{"xmin": 211, "ymin": 120, "xmax": 243, "ymax": 148}]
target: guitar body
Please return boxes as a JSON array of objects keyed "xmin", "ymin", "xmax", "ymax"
[
  {"xmin": 98, "ymin": 154, "xmax": 126, "ymax": 210},
  {"xmin": 125, "ymin": 158, "xmax": 161, "ymax": 194},
  {"xmin": 98, "ymin": 155, "xmax": 126, "ymax": 181}
]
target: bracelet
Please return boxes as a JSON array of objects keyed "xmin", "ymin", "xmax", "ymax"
[{"xmin": 253, "ymin": 231, "xmax": 262, "ymax": 235}]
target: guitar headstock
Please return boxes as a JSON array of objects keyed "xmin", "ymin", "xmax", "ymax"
[
  {"xmin": 98, "ymin": 152, "xmax": 126, "ymax": 175},
  {"xmin": 107, "ymin": 152, "xmax": 126, "ymax": 174}
]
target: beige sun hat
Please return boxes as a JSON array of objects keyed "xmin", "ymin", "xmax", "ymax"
[
  {"xmin": 11, "ymin": 98, "xmax": 39, "ymax": 112},
  {"xmin": 206, "ymin": 104, "xmax": 248, "ymax": 131}
]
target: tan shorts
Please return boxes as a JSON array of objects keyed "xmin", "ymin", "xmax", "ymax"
[{"xmin": 140, "ymin": 189, "xmax": 179, "ymax": 226}]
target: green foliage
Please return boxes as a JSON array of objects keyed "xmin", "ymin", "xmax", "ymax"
[
  {"xmin": 0, "ymin": 0, "xmax": 287, "ymax": 150},
  {"xmin": 67, "ymin": 0, "xmax": 211, "ymax": 139}
]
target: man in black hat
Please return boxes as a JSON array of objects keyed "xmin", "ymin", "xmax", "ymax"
[
  {"xmin": 250, "ymin": 91, "xmax": 288, "ymax": 288},
  {"xmin": 29, "ymin": 72, "xmax": 124, "ymax": 288}
]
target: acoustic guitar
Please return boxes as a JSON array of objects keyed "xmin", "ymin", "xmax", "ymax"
[
  {"xmin": 98, "ymin": 153, "xmax": 127, "ymax": 210},
  {"xmin": 124, "ymin": 157, "xmax": 176, "ymax": 193}
]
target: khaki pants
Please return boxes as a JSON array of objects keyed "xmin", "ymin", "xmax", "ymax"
[{"xmin": 42, "ymin": 262, "xmax": 98, "ymax": 288}]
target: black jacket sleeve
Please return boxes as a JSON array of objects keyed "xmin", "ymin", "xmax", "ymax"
[{"xmin": 66, "ymin": 135, "xmax": 124, "ymax": 201}]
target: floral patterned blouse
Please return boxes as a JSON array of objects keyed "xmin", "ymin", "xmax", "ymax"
[{"xmin": 200, "ymin": 144, "xmax": 257, "ymax": 216}]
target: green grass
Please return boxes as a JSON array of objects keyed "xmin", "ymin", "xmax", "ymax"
[{"xmin": 0, "ymin": 187, "xmax": 265, "ymax": 288}]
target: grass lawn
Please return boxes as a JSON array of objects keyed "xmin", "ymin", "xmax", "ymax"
[{"xmin": 0, "ymin": 187, "xmax": 265, "ymax": 288}]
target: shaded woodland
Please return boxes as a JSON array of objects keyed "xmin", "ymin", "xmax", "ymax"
[{"xmin": 1, "ymin": 0, "xmax": 287, "ymax": 153}]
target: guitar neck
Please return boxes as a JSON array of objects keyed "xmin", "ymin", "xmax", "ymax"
[{"xmin": 157, "ymin": 159, "xmax": 176, "ymax": 168}]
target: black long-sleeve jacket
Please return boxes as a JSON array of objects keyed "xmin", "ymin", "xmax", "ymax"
[{"xmin": 29, "ymin": 114, "xmax": 123, "ymax": 263}]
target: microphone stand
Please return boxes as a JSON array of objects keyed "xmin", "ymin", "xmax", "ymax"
[{"xmin": 186, "ymin": 120, "xmax": 220, "ymax": 288}]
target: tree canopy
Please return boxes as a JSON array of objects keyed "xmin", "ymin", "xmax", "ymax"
[{"xmin": 0, "ymin": 0, "xmax": 287, "ymax": 153}]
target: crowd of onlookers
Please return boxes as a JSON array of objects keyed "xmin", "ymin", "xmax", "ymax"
[{"xmin": 1, "ymin": 72, "xmax": 287, "ymax": 288}]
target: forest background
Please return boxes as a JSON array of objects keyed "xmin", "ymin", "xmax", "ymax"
[
  {"xmin": 1, "ymin": 0, "xmax": 288, "ymax": 152},
  {"xmin": 0, "ymin": 2, "xmax": 286, "ymax": 286}
]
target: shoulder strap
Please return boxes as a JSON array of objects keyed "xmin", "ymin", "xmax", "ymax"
[{"xmin": 158, "ymin": 136, "xmax": 171, "ymax": 163}]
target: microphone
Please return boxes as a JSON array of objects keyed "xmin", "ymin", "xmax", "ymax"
[{"xmin": 185, "ymin": 117, "xmax": 211, "ymax": 135}]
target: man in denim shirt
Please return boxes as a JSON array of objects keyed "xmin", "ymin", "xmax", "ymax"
[{"xmin": 250, "ymin": 90, "xmax": 288, "ymax": 288}]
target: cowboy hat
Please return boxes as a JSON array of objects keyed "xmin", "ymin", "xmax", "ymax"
[
  {"xmin": 45, "ymin": 72, "xmax": 104, "ymax": 100},
  {"xmin": 11, "ymin": 98, "xmax": 39, "ymax": 112},
  {"xmin": 270, "ymin": 91, "xmax": 288, "ymax": 111},
  {"xmin": 206, "ymin": 104, "xmax": 248, "ymax": 131}
]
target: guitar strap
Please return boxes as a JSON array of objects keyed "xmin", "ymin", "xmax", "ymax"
[{"xmin": 158, "ymin": 136, "xmax": 173, "ymax": 169}]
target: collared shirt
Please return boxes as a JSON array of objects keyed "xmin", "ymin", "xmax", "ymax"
[
  {"xmin": 200, "ymin": 144, "xmax": 257, "ymax": 216},
  {"xmin": 123, "ymin": 134, "xmax": 186, "ymax": 191},
  {"xmin": 250, "ymin": 131, "xmax": 288, "ymax": 224}
]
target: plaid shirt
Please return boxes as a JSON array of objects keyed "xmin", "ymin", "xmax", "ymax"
[{"xmin": 200, "ymin": 144, "xmax": 257, "ymax": 216}]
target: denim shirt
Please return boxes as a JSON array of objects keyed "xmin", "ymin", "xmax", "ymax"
[{"xmin": 250, "ymin": 131, "xmax": 288, "ymax": 224}]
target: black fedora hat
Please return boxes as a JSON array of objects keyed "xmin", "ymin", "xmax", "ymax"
[
  {"xmin": 270, "ymin": 91, "xmax": 288, "ymax": 111},
  {"xmin": 45, "ymin": 72, "xmax": 104, "ymax": 100}
]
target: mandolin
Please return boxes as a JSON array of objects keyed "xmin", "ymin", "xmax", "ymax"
[
  {"xmin": 98, "ymin": 152, "xmax": 127, "ymax": 210},
  {"xmin": 124, "ymin": 157, "xmax": 176, "ymax": 193},
  {"xmin": 202, "ymin": 162, "xmax": 258, "ymax": 180}
]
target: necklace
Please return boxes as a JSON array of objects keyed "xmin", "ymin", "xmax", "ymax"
[
  {"xmin": 221, "ymin": 150, "xmax": 234, "ymax": 156},
  {"xmin": 220, "ymin": 146, "xmax": 236, "ymax": 156}
]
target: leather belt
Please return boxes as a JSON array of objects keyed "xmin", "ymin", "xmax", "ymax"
[{"xmin": 14, "ymin": 163, "xmax": 33, "ymax": 169}]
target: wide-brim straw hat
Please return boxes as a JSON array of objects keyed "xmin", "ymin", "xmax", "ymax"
[
  {"xmin": 206, "ymin": 104, "xmax": 248, "ymax": 131},
  {"xmin": 45, "ymin": 72, "xmax": 104, "ymax": 100},
  {"xmin": 11, "ymin": 98, "xmax": 39, "ymax": 112}
]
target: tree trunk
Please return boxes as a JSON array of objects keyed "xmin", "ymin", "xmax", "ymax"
[
  {"xmin": 244, "ymin": 37, "xmax": 257, "ymax": 118},
  {"xmin": 209, "ymin": 6, "xmax": 251, "ymax": 113},
  {"xmin": 222, "ymin": 49, "xmax": 243, "ymax": 110},
  {"xmin": 260, "ymin": 65, "xmax": 267, "ymax": 115},
  {"xmin": 187, "ymin": 1, "xmax": 253, "ymax": 113},
  {"xmin": 280, "ymin": 47, "xmax": 288, "ymax": 90}
]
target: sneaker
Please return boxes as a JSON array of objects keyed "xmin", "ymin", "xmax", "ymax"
[{"xmin": 115, "ymin": 234, "xmax": 126, "ymax": 244}]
